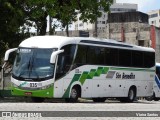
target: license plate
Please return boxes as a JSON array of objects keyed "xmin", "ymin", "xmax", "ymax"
[{"xmin": 25, "ymin": 92, "xmax": 32, "ymax": 95}]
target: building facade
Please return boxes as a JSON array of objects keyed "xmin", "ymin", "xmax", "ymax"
[
  {"xmin": 74, "ymin": 1, "xmax": 138, "ymax": 37},
  {"xmin": 147, "ymin": 9, "xmax": 160, "ymax": 28},
  {"xmin": 105, "ymin": 12, "xmax": 150, "ymax": 47}
]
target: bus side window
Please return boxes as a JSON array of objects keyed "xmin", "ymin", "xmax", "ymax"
[
  {"xmin": 55, "ymin": 44, "xmax": 76, "ymax": 80},
  {"xmin": 74, "ymin": 45, "xmax": 87, "ymax": 67}
]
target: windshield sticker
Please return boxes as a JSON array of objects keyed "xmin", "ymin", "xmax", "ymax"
[{"xmin": 20, "ymin": 49, "xmax": 31, "ymax": 53}]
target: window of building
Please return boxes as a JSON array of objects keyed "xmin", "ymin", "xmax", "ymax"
[
  {"xmin": 138, "ymin": 40, "xmax": 144, "ymax": 46},
  {"xmin": 102, "ymin": 21, "xmax": 105, "ymax": 24},
  {"xmin": 150, "ymin": 13, "xmax": 158, "ymax": 18},
  {"xmin": 79, "ymin": 23, "xmax": 83, "ymax": 27}
]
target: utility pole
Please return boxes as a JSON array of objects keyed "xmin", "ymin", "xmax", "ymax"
[{"xmin": 49, "ymin": 16, "xmax": 53, "ymax": 35}]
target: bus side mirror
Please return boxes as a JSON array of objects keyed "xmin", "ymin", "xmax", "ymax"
[
  {"xmin": 50, "ymin": 49, "xmax": 64, "ymax": 64},
  {"xmin": 4, "ymin": 48, "xmax": 18, "ymax": 61}
]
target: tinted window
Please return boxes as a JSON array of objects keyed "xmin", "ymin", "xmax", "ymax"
[
  {"xmin": 74, "ymin": 45, "xmax": 87, "ymax": 66},
  {"xmin": 119, "ymin": 49, "xmax": 132, "ymax": 67},
  {"xmin": 55, "ymin": 44, "xmax": 76, "ymax": 80},
  {"xmin": 144, "ymin": 52, "xmax": 155, "ymax": 68},
  {"xmin": 132, "ymin": 51, "xmax": 143, "ymax": 67},
  {"xmin": 105, "ymin": 48, "xmax": 118, "ymax": 66},
  {"xmin": 74, "ymin": 45, "xmax": 155, "ymax": 68},
  {"xmin": 87, "ymin": 46, "xmax": 105, "ymax": 65}
]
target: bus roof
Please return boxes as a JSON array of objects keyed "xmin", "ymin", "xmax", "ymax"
[{"xmin": 19, "ymin": 36, "xmax": 155, "ymax": 52}]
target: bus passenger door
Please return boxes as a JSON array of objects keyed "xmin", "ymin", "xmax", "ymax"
[{"xmin": 54, "ymin": 79, "xmax": 63, "ymax": 98}]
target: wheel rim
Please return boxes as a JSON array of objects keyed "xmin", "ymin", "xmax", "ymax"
[
  {"xmin": 71, "ymin": 89, "xmax": 77, "ymax": 98},
  {"xmin": 129, "ymin": 89, "xmax": 134, "ymax": 100}
]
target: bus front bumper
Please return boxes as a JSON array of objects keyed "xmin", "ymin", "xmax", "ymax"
[{"xmin": 11, "ymin": 86, "xmax": 54, "ymax": 98}]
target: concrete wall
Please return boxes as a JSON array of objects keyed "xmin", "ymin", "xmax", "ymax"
[
  {"xmin": 106, "ymin": 22, "xmax": 150, "ymax": 47},
  {"xmin": 155, "ymin": 27, "xmax": 160, "ymax": 62}
]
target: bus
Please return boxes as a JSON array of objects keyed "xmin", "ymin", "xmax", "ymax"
[
  {"xmin": 146, "ymin": 63, "xmax": 160, "ymax": 101},
  {"xmin": 2, "ymin": 36, "xmax": 155, "ymax": 102}
]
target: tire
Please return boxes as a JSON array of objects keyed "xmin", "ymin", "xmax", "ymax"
[
  {"xmin": 119, "ymin": 88, "xmax": 136, "ymax": 103},
  {"xmin": 145, "ymin": 92, "xmax": 160, "ymax": 101},
  {"xmin": 65, "ymin": 87, "xmax": 80, "ymax": 103},
  {"xmin": 31, "ymin": 97, "xmax": 45, "ymax": 103},
  {"xmin": 145, "ymin": 93, "xmax": 155, "ymax": 101},
  {"xmin": 92, "ymin": 98, "xmax": 106, "ymax": 102},
  {"xmin": 127, "ymin": 88, "xmax": 136, "ymax": 102},
  {"xmin": 154, "ymin": 98, "xmax": 160, "ymax": 101}
]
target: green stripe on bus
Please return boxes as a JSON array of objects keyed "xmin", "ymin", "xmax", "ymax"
[
  {"xmin": 62, "ymin": 67, "xmax": 109, "ymax": 97},
  {"xmin": 79, "ymin": 72, "xmax": 89, "ymax": 85},
  {"xmin": 87, "ymin": 69, "xmax": 96, "ymax": 79},
  {"xmin": 95, "ymin": 67, "xmax": 103, "ymax": 76},
  {"xmin": 110, "ymin": 67, "xmax": 155, "ymax": 72},
  {"xmin": 102, "ymin": 67, "xmax": 109, "ymax": 74},
  {"xmin": 62, "ymin": 74, "xmax": 81, "ymax": 98}
]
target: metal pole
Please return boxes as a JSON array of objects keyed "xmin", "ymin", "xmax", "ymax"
[{"xmin": 0, "ymin": 62, "xmax": 6, "ymax": 90}]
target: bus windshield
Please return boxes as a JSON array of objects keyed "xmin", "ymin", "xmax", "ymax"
[
  {"xmin": 12, "ymin": 48, "xmax": 57, "ymax": 81},
  {"xmin": 156, "ymin": 65, "xmax": 160, "ymax": 79}
]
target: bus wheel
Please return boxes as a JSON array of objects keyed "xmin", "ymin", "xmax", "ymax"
[
  {"xmin": 154, "ymin": 98, "xmax": 160, "ymax": 101},
  {"xmin": 145, "ymin": 93, "xmax": 155, "ymax": 101},
  {"xmin": 127, "ymin": 88, "xmax": 136, "ymax": 102},
  {"xmin": 65, "ymin": 87, "xmax": 80, "ymax": 103},
  {"xmin": 92, "ymin": 98, "xmax": 106, "ymax": 102},
  {"xmin": 31, "ymin": 97, "xmax": 45, "ymax": 103},
  {"xmin": 120, "ymin": 88, "xmax": 136, "ymax": 103}
]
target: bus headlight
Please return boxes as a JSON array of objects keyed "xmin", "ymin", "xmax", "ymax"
[
  {"xmin": 11, "ymin": 82, "xmax": 18, "ymax": 87},
  {"xmin": 41, "ymin": 83, "xmax": 53, "ymax": 90}
]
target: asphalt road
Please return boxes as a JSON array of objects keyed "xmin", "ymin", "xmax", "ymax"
[{"xmin": 0, "ymin": 98, "xmax": 160, "ymax": 120}]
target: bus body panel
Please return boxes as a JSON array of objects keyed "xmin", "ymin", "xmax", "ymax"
[{"xmin": 53, "ymin": 65, "xmax": 155, "ymax": 98}]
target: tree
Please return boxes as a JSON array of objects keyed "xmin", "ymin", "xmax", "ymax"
[
  {"xmin": 22, "ymin": 0, "xmax": 113, "ymax": 36},
  {"xmin": 0, "ymin": 0, "xmax": 29, "ymax": 64}
]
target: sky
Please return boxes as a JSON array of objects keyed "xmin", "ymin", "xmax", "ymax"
[{"xmin": 116, "ymin": 0, "xmax": 160, "ymax": 13}]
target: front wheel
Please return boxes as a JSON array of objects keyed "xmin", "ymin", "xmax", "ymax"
[{"xmin": 65, "ymin": 87, "xmax": 80, "ymax": 103}]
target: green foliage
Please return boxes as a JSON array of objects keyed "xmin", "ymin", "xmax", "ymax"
[
  {"xmin": 0, "ymin": 0, "xmax": 113, "ymax": 63},
  {"xmin": 0, "ymin": 0, "xmax": 30, "ymax": 64}
]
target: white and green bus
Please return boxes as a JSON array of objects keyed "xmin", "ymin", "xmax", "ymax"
[{"xmin": 3, "ymin": 36, "xmax": 155, "ymax": 102}]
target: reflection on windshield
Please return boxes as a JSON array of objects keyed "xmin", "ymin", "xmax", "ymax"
[{"xmin": 12, "ymin": 48, "xmax": 56, "ymax": 81}]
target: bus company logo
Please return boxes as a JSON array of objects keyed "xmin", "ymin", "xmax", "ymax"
[
  {"xmin": 1, "ymin": 112, "xmax": 42, "ymax": 118},
  {"xmin": 116, "ymin": 72, "xmax": 135, "ymax": 79}
]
